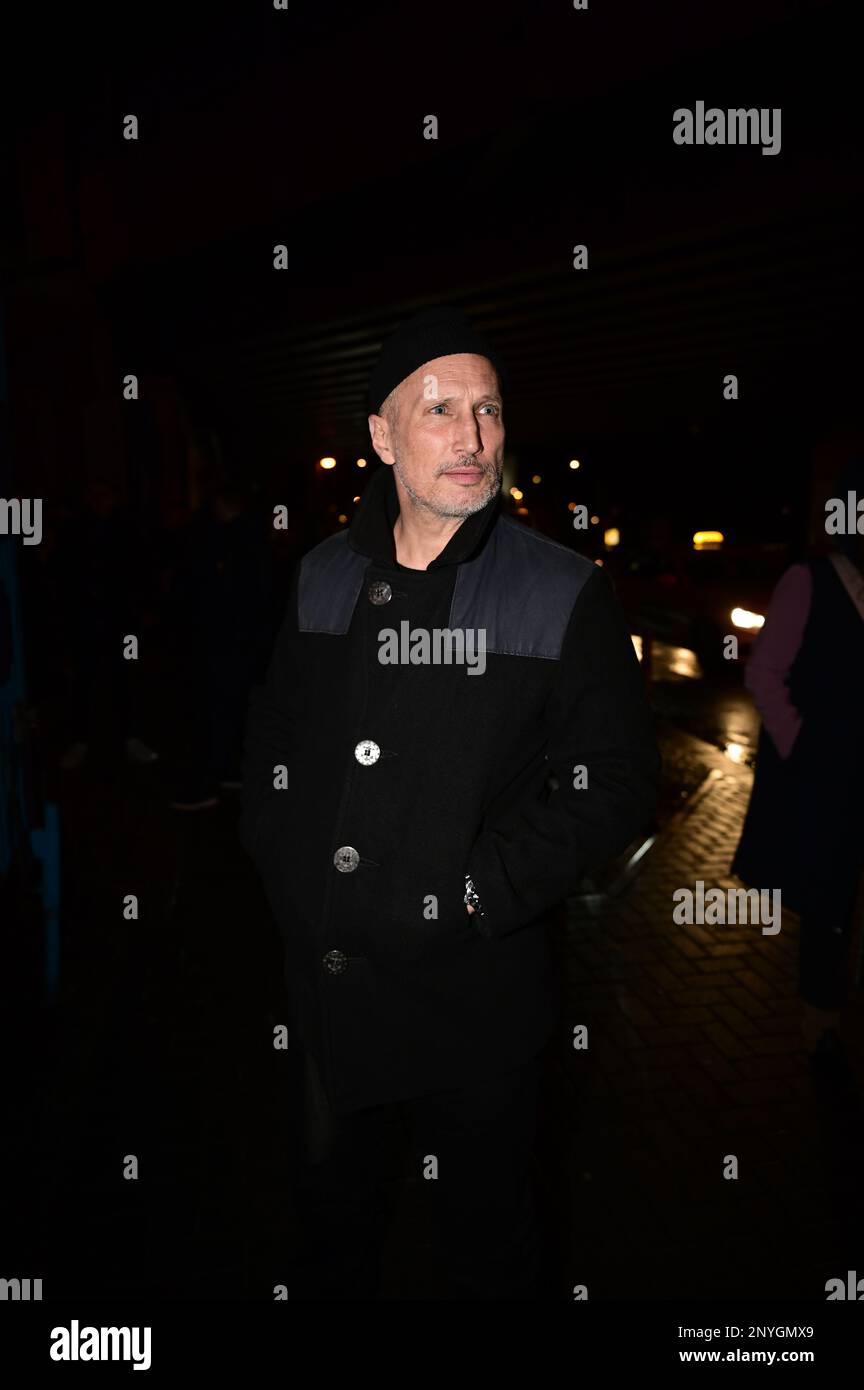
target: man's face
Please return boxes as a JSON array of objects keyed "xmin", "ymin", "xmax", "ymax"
[{"xmin": 369, "ymin": 353, "xmax": 504, "ymax": 519}]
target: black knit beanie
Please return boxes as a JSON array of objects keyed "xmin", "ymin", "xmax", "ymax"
[{"xmin": 367, "ymin": 305, "xmax": 507, "ymax": 416}]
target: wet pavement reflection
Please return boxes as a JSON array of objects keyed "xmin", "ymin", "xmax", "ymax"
[{"xmin": 641, "ymin": 638, "xmax": 760, "ymax": 769}]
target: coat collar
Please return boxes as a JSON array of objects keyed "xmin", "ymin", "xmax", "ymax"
[{"xmin": 347, "ymin": 464, "xmax": 502, "ymax": 572}]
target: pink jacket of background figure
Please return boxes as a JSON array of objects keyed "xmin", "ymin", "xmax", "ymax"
[{"xmin": 744, "ymin": 564, "xmax": 812, "ymax": 759}]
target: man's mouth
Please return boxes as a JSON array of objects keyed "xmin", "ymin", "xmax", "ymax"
[{"xmin": 443, "ymin": 468, "xmax": 485, "ymax": 484}]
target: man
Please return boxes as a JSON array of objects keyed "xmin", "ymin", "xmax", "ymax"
[{"xmin": 239, "ymin": 306, "xmax": 660, "ymax": 1299}]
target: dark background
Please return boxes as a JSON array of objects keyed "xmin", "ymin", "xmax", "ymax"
[{"xmin": 4, "ymin": 0, "xmax": 861, "ymax": 534}]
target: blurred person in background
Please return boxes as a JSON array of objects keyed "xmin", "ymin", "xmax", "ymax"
[
  {"xmin": 733, "ymin": 458, "xmax": 864, "ymax": 1073},
  {"xmin": 55, "ymin": 479, "xmax": 158, "ymax": 772},
  {"xmin": 167, "ymin": 480, "xmax": 273, "ymax": 811}
]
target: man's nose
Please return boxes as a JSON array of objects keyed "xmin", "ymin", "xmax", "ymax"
[{"xmin": 452, "ymin": 410, "xmax": 483, "ymax": 456}]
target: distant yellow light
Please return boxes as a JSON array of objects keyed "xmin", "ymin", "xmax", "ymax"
[
  {"xmin": 320, "ymin": 457, "xmax": 337, "ymax": 470},
  {"xmin": 594, "ymin": 557, "xmax": 604, "ymax": 566},
  {"xmin": 569, "ymin": 459, "xmax": 580, "ymax": 470},
  {"xmin": 693, "ymin": 529, "xmax": 724, "ymax": 550},
  {"xmin": 567, "ymin": 501, "xmax": 577, "ymax": 512},
  {"xmin": 356, "ymin": 458, "xmax": 367, "ymax": 468},
  {"xmin": 531, "ymin": 474, "xmax": 541, "ymax": 484},
  {"xmin": 725, "ymin": 741, "xmax": 748, "ymax": 764},
  {"xmin": 516, "ymin": 506, "xmax": 530, "ymax": 516},
  {"xmin": 590, "ymin": 515, "xmax": 599, "ymax": 525},
  {"xmin": 337, "ymin": 513, "xmax": 348, "ymax": 524},
  {"xmin": 731, "ymin": 607, "xmax": 765, "ymax": 631},
  {"xmin": 510, "ymin": 487, "xmax": 523, "ymax": 501},
  {"xmin": 604, "ymin": 527, "xmax": 620, "ymax": 548},
  {"xmin": 353, "ymin": 496, "xmax": 360, "ymax": 503}
]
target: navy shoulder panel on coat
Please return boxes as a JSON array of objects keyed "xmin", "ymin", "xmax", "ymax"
[
  {"xmin": 298, "ymin": 532, "xmax": 371, "ymax": 634},
  {"xmin": 449, "ymin": 516, "xmax": 596, "ymax": 659},
  {"xmin": 297, "ymin": 516, "xmax": 596, "ymax": 656}
]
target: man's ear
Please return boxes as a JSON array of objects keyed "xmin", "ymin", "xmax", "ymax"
[{"xmin": 368, "ymin": 412, "xmax": 395, "ymax": 466}]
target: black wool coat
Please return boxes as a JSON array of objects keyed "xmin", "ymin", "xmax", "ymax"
[{"xmin": 239, "ymin": 466, "xmax": 660, "ymax": 1114}]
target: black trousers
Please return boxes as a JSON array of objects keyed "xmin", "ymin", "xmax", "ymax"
[{"xmin": 289, "ymin": 1048, "xmax": 545, "ymax": 1300}]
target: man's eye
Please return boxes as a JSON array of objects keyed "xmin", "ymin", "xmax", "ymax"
[
  {"xmin": 479, "ymin": 404, "xmax": 500, "ymax": 415},
  {"xmin": 429, "ymin": 404, "xmax": 447, "ymax": 414}
]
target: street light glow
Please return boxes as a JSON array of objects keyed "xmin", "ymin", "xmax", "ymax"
[{"xmin": 731, "ymin": 607, "xmax": 765, "ymax": 631}]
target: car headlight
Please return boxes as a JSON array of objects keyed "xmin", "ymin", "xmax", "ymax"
[{"xmin": 731, "ymin": 607, "xmax": 765, "ymax": 631}]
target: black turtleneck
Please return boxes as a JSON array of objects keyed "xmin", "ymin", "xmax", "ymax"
[{"xmin": 347, "ymin": 464, "xmax": 502, "ymax": 572}]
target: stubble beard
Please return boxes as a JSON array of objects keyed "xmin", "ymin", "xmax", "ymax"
[{"xmin": 392, "ymin": 450, "xmax": 502, "ymax": 520}]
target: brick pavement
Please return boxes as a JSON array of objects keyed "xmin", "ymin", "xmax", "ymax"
[{"xmin": 527, "ymin": 727, "xmax": 864, "ymax": 1301}]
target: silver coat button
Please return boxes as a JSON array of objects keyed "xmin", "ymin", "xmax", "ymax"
[
  {"xmin": 333, "ymin": 845, "xmax": 360, "ymax": 872},
  {"xmin": 367, "ymin": 580, "xmax": 392, "ymax": 605},
  {"xmin": 322, "ymin": 949, "xmax": 348, "ymax": 975},
  {"xmin": 354, "ymin": 739, "xmax": 381, "ymax": 766}
]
